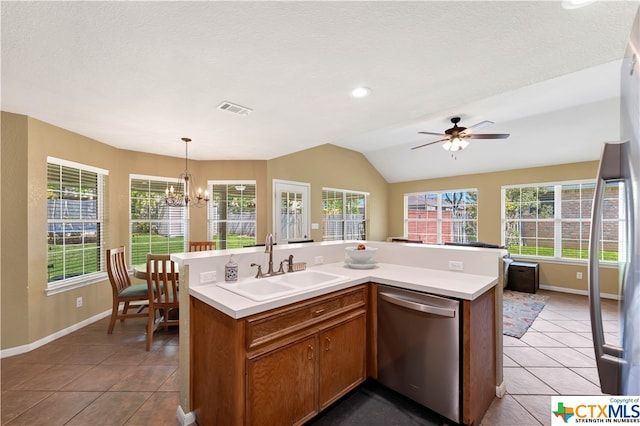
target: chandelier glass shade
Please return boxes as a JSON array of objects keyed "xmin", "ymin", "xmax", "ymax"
[{"xmin": 165, "ymin": 137, "xmax": 209, "ymax": 208}]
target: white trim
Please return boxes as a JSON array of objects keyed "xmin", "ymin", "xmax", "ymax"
[
  {"xmin": 45, "ymin": 272, "xmax": 108, "ymax": 296},
  {"xmin": 0, "ymin": 309, "xmax": 111, "ymax": 358},
  {"xmin": 509, "ymin": 256, "xmax": 618, "ymax": 268},
  {"xmin": 176, "ymin": 405, "xmax": 196, "ymax": 426},
  {"xmin": 130, "ymin": 173, "xmax": 177, "ymax": 183},
  {"xmin": 539, "ymin": 283, "xmax": 620, "ymax": 300},
  {"xmin": 47, "ymin": 156, "xmax": 109, "ymax": 175},
  {"xmin": 502, "ymin": 178, "xmax": 595, "ymax": 190},
  {"xmin": 321, "ymin": 186, "xmax": 370, "ymax": 196},
  {"xmin": 496, "ymin": 381, "xmax": 507, "ymax": 398}
]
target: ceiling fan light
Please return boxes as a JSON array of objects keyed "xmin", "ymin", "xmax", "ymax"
[
  {"xmin": 460, "ymin": 139, "xmax": 469, "ymax": 150},
  {"xmin": 442, "ymin": 140, "xmax": 453, "ymax": 151}
]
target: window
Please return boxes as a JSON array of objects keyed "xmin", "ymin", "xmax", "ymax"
[
  {"xmin": 208, "ymin": 181, "xmax": 257, "ymax": 249},
  {"xmin": 47, "ymin": 157, "xmax": 108, "ymax": 286},
  {"xmin": 404, "ymin": 190, "xmax": 478, "ymax": 244},
  {"xmin": 322, "ymin": 188, "xmax": 368, "ymax": 241},
  {"xmin": 130, "ymin": 175, "xmax": 186, "ymax": 265},
  {"xmin": 502, "ymin": 181, "xmax": 624, "ymax": 261}
]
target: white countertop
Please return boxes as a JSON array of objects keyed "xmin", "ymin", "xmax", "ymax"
[{"xmin": 189, "ymin": 261, "xmax": 498, "ymax": 319}]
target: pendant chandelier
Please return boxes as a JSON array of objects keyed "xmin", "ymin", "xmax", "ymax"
[{"xmin": 165, "ymin": 137, "xmax": 209, "ymax": 208}]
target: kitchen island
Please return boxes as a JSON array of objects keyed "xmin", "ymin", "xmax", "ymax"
[{"xmin": 173, "ymin": 241, "xmax": 507, "ymax": 426}]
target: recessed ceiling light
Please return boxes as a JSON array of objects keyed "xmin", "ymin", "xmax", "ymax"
[
  {"xmin": 562, "ymin": 0, "xmax": 597, "ymax": 9},
  {"xmin": 351, "ymin": 87, "xmax": 371, "ymax": 98}
]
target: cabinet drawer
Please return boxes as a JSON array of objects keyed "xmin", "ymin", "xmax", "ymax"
[{"xmin": 246, "ymin": 285, "xmax": 366, "ymax": 350}]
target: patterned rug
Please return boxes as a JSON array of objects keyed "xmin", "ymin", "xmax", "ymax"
[{"xmin": 503, "ymin": 290, "xmax": 549, "ymax": 338}]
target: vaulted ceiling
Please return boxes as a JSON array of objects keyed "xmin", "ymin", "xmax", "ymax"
[{"xmin": 2, "ymin": 1, "xmax": 637, "ymax": 182}]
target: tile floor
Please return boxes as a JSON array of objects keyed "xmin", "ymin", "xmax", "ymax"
[
  {"xmin": 480, "ymin": 289, "xmax": 620, "ymax": 426},
  {"xmin": 0, "ymin": 289, "xmax": 620, "ymax": 425},
  {"xmin": 1, "ymin": 317, "xmax": 179, "ymax": 425}
]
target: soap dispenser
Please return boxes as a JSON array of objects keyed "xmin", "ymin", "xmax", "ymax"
[{"xmin": 225, "ymin": 255, "xmax": 238, "ymax": 282}]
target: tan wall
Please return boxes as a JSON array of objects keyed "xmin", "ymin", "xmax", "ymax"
[
  {"xmin": 1, "ymin": 112, "xmax": 30, "ymax": 348},
  {"xmin": 267, "ymin": 144, "xmax": 389, "ymax": 242},
  {"xmin": 1, "ymin": 110, "xmax": 621, "ymax": 350},
  {"xmin": 388, "ymin": 162, "xmax": 619, "ymax": 295},
  {"xmin": 1, "ymin": 112, "xmax": 268, "ymax": 349}
]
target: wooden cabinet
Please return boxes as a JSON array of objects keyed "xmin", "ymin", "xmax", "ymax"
[
  {"xmin": 246, "ymin": 336, "xmax": 316, "ymax": 426},
  {"xmin": 190, "ymin": 282, "xmax": 495, "ymax": 426},
  {"xmin": 318, "ymin": 313, "xmax": 366, "ymax": 409},
  {"xmin": 191, "ymin": 285, "xmax": 368, "ymax": 426}
]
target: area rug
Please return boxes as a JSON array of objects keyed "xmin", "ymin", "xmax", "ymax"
[{"xmin": 503, "ymin": 290, "xmax": 549, "ymax": 338}]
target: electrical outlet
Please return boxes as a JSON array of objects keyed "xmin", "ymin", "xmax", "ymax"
[
  {"xmin": 576, "ymin": 272, "xmax": 583, "ymax": 280},
  {"xmin": 314, "ymin": 256, "xmax": 324, "ymax": 265},
  {"xmin": 448, "ymin": 261, "xmax": 464, "ymax": 272},
  {"xmin": 200, "ymin": 271, "xmax": 217, "ymax": 283},
  {"xmin": 76, "ymin": 296, "xmax": 83, "ymax": 308}
]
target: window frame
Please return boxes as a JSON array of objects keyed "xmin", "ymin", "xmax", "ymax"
[
  {"xmin": 207, "ymin": 180, "xmax": 257, "ymax": 249},
  {"xmin": 403, "ymin": 189, "xmax": 479, "ymax": 244},
  {"xmin": 46, "ymin": 156, "xmax": 109, "ymax": 295},
  {"xmin": 501, "ymin": 179, "xmax": 624, "ymax": 264},
  {"xmin": 321, "ymin": 187, "xmax": 369, "ymax": 241},
  {"xmin": 129, "ymin": 174, "xmax": 188, "ymax": 266}
]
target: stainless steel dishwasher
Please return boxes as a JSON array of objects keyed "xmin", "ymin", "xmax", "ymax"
[{"xmin": 377, "ymin": 284, "xmax": 460, "ymax": 423}]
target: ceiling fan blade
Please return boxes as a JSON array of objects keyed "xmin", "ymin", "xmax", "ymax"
[
  {"xmin": 459, "ymin": 120, "xmax": 494, "ymax": 135},
  {"xmin": 411, "ymin": 138, "xmax": 449, "ymax": 150},
  {"xmin": 418, "ymin": 131, "xmax": 447, "ymax": 136},
  {"xmin": 465, "ymin": 133, "xmax": 510, "ymax": 139}
]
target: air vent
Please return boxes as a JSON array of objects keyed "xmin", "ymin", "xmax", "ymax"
[{"xmin": 217, "ymin": 101, "xmax": 252, "ymax": 116}]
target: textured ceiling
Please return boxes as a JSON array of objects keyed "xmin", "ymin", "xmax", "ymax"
[{"xmin": 1, "ymin": 1, "xmax": 638, "ymax": 182}]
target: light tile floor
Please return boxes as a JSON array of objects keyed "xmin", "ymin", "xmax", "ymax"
[
  {"xmin": 480, "ymin": 289, "xmax": 620, "ymax": 426},
  {"xmin": 0, "ymin": 290, "xmax": 620, "ymax": 425}
]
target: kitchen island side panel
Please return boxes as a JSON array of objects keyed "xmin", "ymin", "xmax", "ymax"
[
  {"xmin": 191, "ymin": 296, "xmax": 245, "ymax": 426},
  {"xmin": 463, "ymin": 286, "xmax": 496, "ymax": 426}
]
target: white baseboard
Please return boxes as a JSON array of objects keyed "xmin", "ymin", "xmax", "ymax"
[
  {"xmin": 177, "ymin": 405, "xmax": 196, "ymax": 426},
  {"xmin": 539, "ymin": 284, "xmax": 620, "ymax": 300},
  {"xmin": 0, "ymin": 309, "xmax": 111, "ymax": 358},
  {"xmin": 496, "ymin": 381, "xmax": 507, "ymax": 398}
]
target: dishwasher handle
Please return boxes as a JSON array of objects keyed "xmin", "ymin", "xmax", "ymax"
[{"xmin": 379, "ymin": 292, "xmax": 456, "ymax": 318}]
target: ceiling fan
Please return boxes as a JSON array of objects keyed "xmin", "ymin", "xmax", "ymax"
[{"xmin": 412, "ymin": 117, "xmax": 510, "ymax": 152}]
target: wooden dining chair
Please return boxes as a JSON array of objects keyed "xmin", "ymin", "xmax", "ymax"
[
  {"xmin": 145, "ymin": 254, "xmax": 180, "ymax": 351},
  {"xmin": 106, "ymin": 246, "xmax": 150, "ymax": 334},
  {"xmin": 189, "ymin": 241, "xmax": 216, "ymax": 252}
]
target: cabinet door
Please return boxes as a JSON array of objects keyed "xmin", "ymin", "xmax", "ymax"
[
  {"xmin": 247, "ymin": 336, "xmax": 317, "ymax": 426},
  {"xmin": 318, "ymin": 312, "xmax": 367, "ymax": 409}
]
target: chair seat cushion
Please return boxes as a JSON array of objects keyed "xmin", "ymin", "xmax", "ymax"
[{"xmin": 119, "ymin": 284, "xmax": 148, "ymax": 298}]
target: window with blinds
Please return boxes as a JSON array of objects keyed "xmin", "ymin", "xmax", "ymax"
[
  {"xmin": 404, "ymin": 190, "xmax": 478, "ymax": 244},
  {"xmin": 503, "ymin": 181, "xmax": 624, "ymax": 261},
  {"xmin": 130, "ymin": 175, "xmax": 187, "ymax": 265},
  {"xmin": 47, "ymin": 157, "xmax": 108, "ymax": 285},
  {"xmin": 208, "ymin": 181, "xmax": 257, "ymax": 249},
  {"xmin": 322, "ymin": 188, "xmax": 368, "ymax": 241}
]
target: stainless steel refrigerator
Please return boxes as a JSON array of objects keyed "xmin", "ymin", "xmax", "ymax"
[{"xmin": 589, "ymin": 6, "xmax": 640, "ymax": 396}]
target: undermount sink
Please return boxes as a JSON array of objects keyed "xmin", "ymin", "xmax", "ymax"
[{"xmin": 221, "ymin": 270, "xmax": 349, "ymax": 301}]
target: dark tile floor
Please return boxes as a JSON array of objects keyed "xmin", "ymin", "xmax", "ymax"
[
  {"xmin": 1, "ymin": 317, "xmax": 179, "ymax": 425},
  {"xmin": 0, "ymin": 290, "xmax": 619, "ymax": 425}
]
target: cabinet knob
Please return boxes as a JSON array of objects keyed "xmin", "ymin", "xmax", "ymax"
[
  {"xmin": 307, "ymin": 345, "xmax": 314, "ymax": 360},
  {"xmin": 313, "ymin": 308, "xmax": 325, "ymax": 317},
  {"xmin": 325, "ymin": 337, "xmax": 332, "ymax": 351}
]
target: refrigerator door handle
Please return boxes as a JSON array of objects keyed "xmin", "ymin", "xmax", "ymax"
[{"xmin": 589, "ymin": 141, "xmax": 628, "ymax": 394}]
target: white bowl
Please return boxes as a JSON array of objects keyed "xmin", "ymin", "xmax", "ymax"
[{"xmin": 345, "ymin": 246, "xmax": 378, "ymax": 264}]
